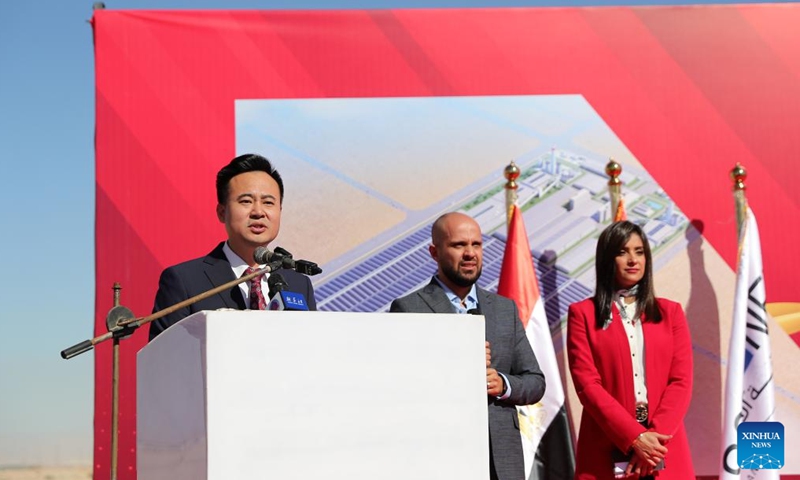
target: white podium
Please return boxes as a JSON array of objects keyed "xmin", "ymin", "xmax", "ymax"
[{"xmin": 138, "ymin": 310, "xmax": 489, "ymax": 480}]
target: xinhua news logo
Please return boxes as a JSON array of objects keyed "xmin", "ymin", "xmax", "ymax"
[
  {"xmin": 737, "ymin": 422, "xmax": 784, "ymax": 470},
  {"xmin": 285, "ymin": 293, "xmax": 306, "ymax": 308}
]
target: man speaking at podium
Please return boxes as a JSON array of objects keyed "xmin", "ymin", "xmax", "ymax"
[
  {"xmin": 390, "ymin": 212, "xmax": 545, "ymax": 480},
  {"xmin": 148, "ymin": 153, "xmax": 317, "ymax": 341}
]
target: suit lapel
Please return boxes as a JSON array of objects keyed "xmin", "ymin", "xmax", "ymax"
[
  {"xmin": 203, "ymin": 243, "xmax": 246, "ymax": 309},
  {"xmin": 476, "ymin": 287, "xmax": 495, "ymax": 348},
  {"xmin": 418, "ymin": 278, "xmax": 457, "ymax": 313},
  {"xmin": 476, "ymin": 287, "xmax": 493, "ymax": 313}
]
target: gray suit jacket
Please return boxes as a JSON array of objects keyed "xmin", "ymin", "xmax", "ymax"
[{"xmin": 390, "ymin": 278, "xmax": 545, "ymax": 480}]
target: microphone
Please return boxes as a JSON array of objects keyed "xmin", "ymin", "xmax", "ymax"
[
  {"xmin": 270, "ymin": 246, "xmax": 323, "ymax": 276},
  {"xmin": 267, "ymin": 272, "xmax": 288, "ymax": 298},
  {"xmin": 467, "ymin": 308, "xmax": 482, "ymax": 316},
  {"xmin": 292, "ymin": 259, "xmax": 323, "ymax": 276},
  {"xmin": 253, "ymin": 246, "xmax": 323, "ymax": 276},
  {"xmin": 253, "ymin": 246, "xmax": 276, "ymax": 265},
  {"xmin": 272, "ymin": 246, "xmax": 293, "ymax": 258},
  {"xmin": 267, "ymin": 273, "xmax": 309, "ymax": 311}
]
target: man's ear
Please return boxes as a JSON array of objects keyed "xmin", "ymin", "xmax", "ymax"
[
  {"xmin": 428, "ymin": 243, "xmax": 438, "ymax": 262},
  {"xmin": 216, "ymin": 203, "xmax": 225, "ymax": 223}
]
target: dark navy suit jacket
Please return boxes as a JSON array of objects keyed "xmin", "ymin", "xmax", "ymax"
[{"xmin": 148, "ymin": 242, "xmax": 317, "ymax": 341}]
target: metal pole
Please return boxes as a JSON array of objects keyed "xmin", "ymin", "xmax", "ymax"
[
  {"xmin": 110, "ymin": 283, "xmax": 121, "ymax": 480},
  {"xmin": 730, "ymin": 163, "xmax": 748, "ymax": 240},
  {"xmin": 504, "ymin": 160, "xmax": 520, "ymax": 225},
  {"xmin": 605, "ymin": 158, "xmax": 622, "ymax": 221}
]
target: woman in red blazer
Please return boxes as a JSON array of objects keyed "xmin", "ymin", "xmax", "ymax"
[{"xmin": 567, "ymin": 221, "xmax": 694, "ymax": 479}]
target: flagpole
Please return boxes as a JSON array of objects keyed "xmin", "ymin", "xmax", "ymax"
[
  {"xmin": 731, "ymin": 163, "xmax": 748, "ymax": 238},
  {"xmin": 721, "ymin": 164, "xmax": 780, "ymax": 478},
  {"xmin": 499, "ymin": 159, "xmax": 576, "ymax": 479},
  {"xmin": 605, "ymin": 158, "xmax": 622, "ymax": 221},
  {"xmin": 505, "ymin": 160, "xmax": 520, "ymax": 225}
]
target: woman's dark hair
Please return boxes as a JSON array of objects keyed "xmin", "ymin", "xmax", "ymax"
[
  {"xmin": 216, "ymin": 153, "xmax": 284, "ymax": 205},
  {"xmin": 593, "ymin": 221, "xmax": 662, "ymax": 328}
]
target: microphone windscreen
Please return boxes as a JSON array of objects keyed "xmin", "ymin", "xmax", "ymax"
[
  {"xmin": 467, "ymin": 308, "xmax": 482, "ymax": 316},
  {"xmin": 253, "ymin": 246, "xmax": 273, "ymax": 265}
]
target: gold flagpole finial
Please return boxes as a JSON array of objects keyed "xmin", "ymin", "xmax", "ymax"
[
  {"xmin": 731, "ymin": 163, "xmax": 747, "ymax": 191},
  {"xmin": 605, "ymin": 158, "xmax": 622, "ymax": 221},
  {"xmin": 731, "ymin": 163, "xmax": 748, "ymax": 238},
  {"xmin": 605, "ymin": 158, "xmax": 622, "ymax": 186},
  {"xmin": 504, "ymin": 161, "xmax": 520, "ymax": 225},
  {"xmin": 504, "ymin": 160, "xmax": 520, "ymax": 189}
]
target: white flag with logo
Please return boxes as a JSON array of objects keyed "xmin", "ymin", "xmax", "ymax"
[{"xmin": 720, "ymin": 207, "xmax": 777, "ymax": 479}]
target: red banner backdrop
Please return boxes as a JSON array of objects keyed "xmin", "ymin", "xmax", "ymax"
[{"xmin": 93, "ymin": 7, "xmax": 800, "ymax": 479}]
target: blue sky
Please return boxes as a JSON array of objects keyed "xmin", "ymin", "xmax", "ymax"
[{"xmin": 0, "ymin": 0, "xmax": 788, "ymax": 467}]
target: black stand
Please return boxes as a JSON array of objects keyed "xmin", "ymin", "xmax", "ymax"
[
  {"xmin": 60, "ymin": 265, "xmax": 274, "ymax": 480},
  {"xmin": 107, "ymin": 283, "xmax": 135, "ymax": 480},
  {"xmin": 60, "ymin": 265, "xmax": 274, "ymax": 359}
]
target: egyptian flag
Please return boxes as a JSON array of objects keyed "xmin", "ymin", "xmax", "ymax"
[{"xmin": 498, "ymin": 205, "xmax": 575, "ymax": 480}]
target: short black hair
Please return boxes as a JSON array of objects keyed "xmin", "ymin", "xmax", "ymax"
[
  {"xmin": 592, "ymin": 220, "xmax": 661, "ymax": 328},
  {"xmin": 216, "ymin": 154, "xmax": 284, "ymax": 205}
]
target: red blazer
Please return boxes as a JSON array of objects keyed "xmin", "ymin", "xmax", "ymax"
[{"xmin": 567, "ymin": 297, "xmax": 695, "ymax": 479}]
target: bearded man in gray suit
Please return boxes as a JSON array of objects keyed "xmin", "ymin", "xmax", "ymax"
[{"xmin": 390, "ymin": 212, "xmax": 545, "ymax": 480}]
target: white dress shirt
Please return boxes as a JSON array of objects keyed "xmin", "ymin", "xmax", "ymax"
[
  {"xmin": 222, "ymin": 242, "xmax": 271, "ymax": 308},
  {"xmin": 619, "ymin": 299, "xmax": 648, "ymax": 404}
]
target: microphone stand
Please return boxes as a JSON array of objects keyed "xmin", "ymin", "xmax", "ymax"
[
  {"xmin": 61, "ymin": 264, "xmax": 276, "ymax": 359},
  {"xmin": 59, "ymin": 262, "xmax": 277, "ymax": 480},
  {"xmin": 109, "ymin": 283, "xmax": 133, "ymax": 480}
]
